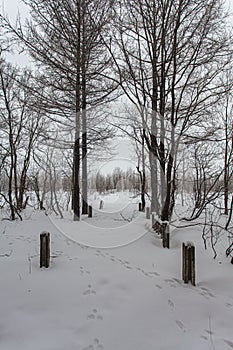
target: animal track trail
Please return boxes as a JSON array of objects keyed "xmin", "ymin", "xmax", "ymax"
[{"xmin": 94, "ymin": 249, "xmax": 161, "ymax": 283}]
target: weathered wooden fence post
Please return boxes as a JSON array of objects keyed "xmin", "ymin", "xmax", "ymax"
[
  {"xmin": 190, "ymin": 244, "xmax": 196, "ymax": 286},
  {"xmin": 88, "ymin": 205, "xmax": 92, "ymax": 218},
  {"xmin": 146, "ymin": 207, "xmax": 150, "ymax": 219},
  {"xmin": 182, "ymin": 242, "xmax": 186, "ymax": 282},
  {"xmin": 162, "ymin": 224, "xmax": 170, "ymax": 249},
  {"xmin": 182, "ymin": 242, "xmax": 195, "ymax": 286},
  {"xmin": 40, "ymin": 232, "xmax": 50, "ymax": 268},
  {"xmin": 99, "ymin": 200, "xmax": 104, "ymax": 210}
]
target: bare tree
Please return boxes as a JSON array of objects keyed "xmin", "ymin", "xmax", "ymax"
[
  {"xmin": 1, "ymin": 0, "xmax": 117, "ymax": 220},
  {"xmin": 0, "ymin": 61, "xmax": 45, "ymax": 219},
  {"xmin": 217, "ymin": 69, "xmax": 233, "ymax": 215},
  {"xmin": 108, "ymin": 0, "xmax": 232, "ymax": 222}
]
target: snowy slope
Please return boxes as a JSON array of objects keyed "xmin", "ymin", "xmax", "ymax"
[{"xmin": 1, "ymin": 199, "xmax": 233, "ymax": 350}]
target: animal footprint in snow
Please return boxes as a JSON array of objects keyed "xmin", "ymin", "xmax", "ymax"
[
  {"xmin": 94, "ymin": 338, "xmax": 104, "ymax": 349},
  {"xmin": 87, "ymin": 314, "xmax": 95, "ymax": 320},
  {"xmin": 168, "ymin": 299, "xmax": 174, "ymax": 308},
  {"xmin": 83, "ymin": 285, "xmax": 96, "ymax": 296},
  {"xmin": 155, "ymin": 284, "xmax": 162, "ymax": 290},
  {"xmin": 176, "ymin": 320, "xmax": 186, "ymax": 332},
  {"xmin": 83, "ymin": 345, "xmax": 94, "ymax": 350},
  {"xmin": 148, "ymin": 271, "xmax": 160, "ymax": 277},
  {"xmin": 83, "ymin": 338, "xmax": 104, "ymax": 350},
  {"xmin": 80, "ymin": 267, "xmax": 91, "ymax": 276},
  {"xmin": 224, "ymin": 339, "xmax": 233, "ymax": 348},
  {"xmin": 141, "ymin": 270, "xmax": 150, "ymax": 276},
  {"xmin": 225, "ymin": 302, "xmax": 233, "ymax": 308},
  {"xmin": 95, "ymin": 250, "xmax": 105, "ymax": 257},
  {"xmin": 137, "ymin": 268, "xmax": 149, "ymax": 276},
  {"xmin": 87, "ymin": 309, "xmax": 103, "ymax": 321},
  {"xmin": 200, "ymin": 335, "xmax": 208, "ymax": 341},
  {"xmin": 164, "ymin": 279, "xmax": 177, "ymax": 288},
  {"xmin": 200, "ymin": 287, "xmax": 215, "ymax": 299}
]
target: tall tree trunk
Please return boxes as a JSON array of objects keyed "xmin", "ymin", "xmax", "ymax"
[
  {"xmin": 151, "ymin": 27, "xmax": 159, "ymax": 215},
  {"xmin": 82, "ymin": 107, "xmax": 88, "ymax": 214},
  {"xmin": 8, "ymin": 161, "xmax": 16, "ymax": 221},
  {"xmin": 73, "ymin": 94, "xmax": 81, "ymax": 221},
  {"xmin": 81, "ymin": 1, "xmax": 88, "ymax": 215},
  {"xmin": 149, "ymin": 152, "xmax": 159, "ymax": 214},
  {"xmin": 224, "ymin": 104, "xmax": 229, "ymax": 215},
  {"xmin": 73, "ymin": 1, "xmax": 81, "ymax": 221}
]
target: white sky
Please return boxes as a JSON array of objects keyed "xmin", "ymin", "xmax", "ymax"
[{"xmin": 1, "ymin": 0, "xmax": 28, "ymax": 20}]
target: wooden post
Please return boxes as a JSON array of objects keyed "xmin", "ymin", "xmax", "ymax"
[
  {"xmin": 163, "ymin": 224, "xmax": 170, "ymax": 249},
  {"xmin": 88, "ymin": 205, "xmax": 92, "ymax": 218},
  {"xmin": 182, "ymin": 242, "xmax": 195, "ymax": 286},
  {"xmin": 184, "ymin": 243, "xmax": 189, "ymax": 283},
  {"xmin": 139, "ymin": 203, "xmax": 142, "ymax": 212},
  {"xmin": 99, "ymin": 200, "xmax": 104, "ymax": 209},
  {"xmin": 190, "ymin": 245, "xmax": 196, "ymax": 286},
  {"xmin": 182, "ymin": 243, "xmax": 186, "ymax": 281},
  {"xmin": 40, "ymin": 232, "xmax": 50, "ymax": 268},
  {"xmin": 146, "ymin": 207, "xmax": 150, "ymax": 219},
  {"xmin": 166, "ymin": 224, "xmax": 169, "ymax": 247}
]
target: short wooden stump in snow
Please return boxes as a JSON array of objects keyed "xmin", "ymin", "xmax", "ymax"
[
  {"xmin": 88, "ymin": 205, "xmax": 92, "ymax": 218},
  {"xmin": 152, "ymin": 213, "xmax": 170, "ymax": 249},
  {"xmin": 182, "ymin": 242, "xmax": 195, "ymax": 286},
  {"xmin": 40, "ymin": 232, "xmax": 50, "ymax": 268}
]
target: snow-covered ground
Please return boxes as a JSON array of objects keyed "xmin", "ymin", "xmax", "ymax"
[{"xmin": 1, "ymin": 192, "xmax": 233, "ymax": 350}]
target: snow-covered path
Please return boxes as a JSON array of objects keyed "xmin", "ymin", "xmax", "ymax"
[{"xmin": 1, "ymin": 211, "xmax": 233, "ymax": 350}]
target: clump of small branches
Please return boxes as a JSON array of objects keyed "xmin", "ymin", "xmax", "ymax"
[{"xmin": 202, "ymin": 206, "xmax": 233, "ymax": 259}]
